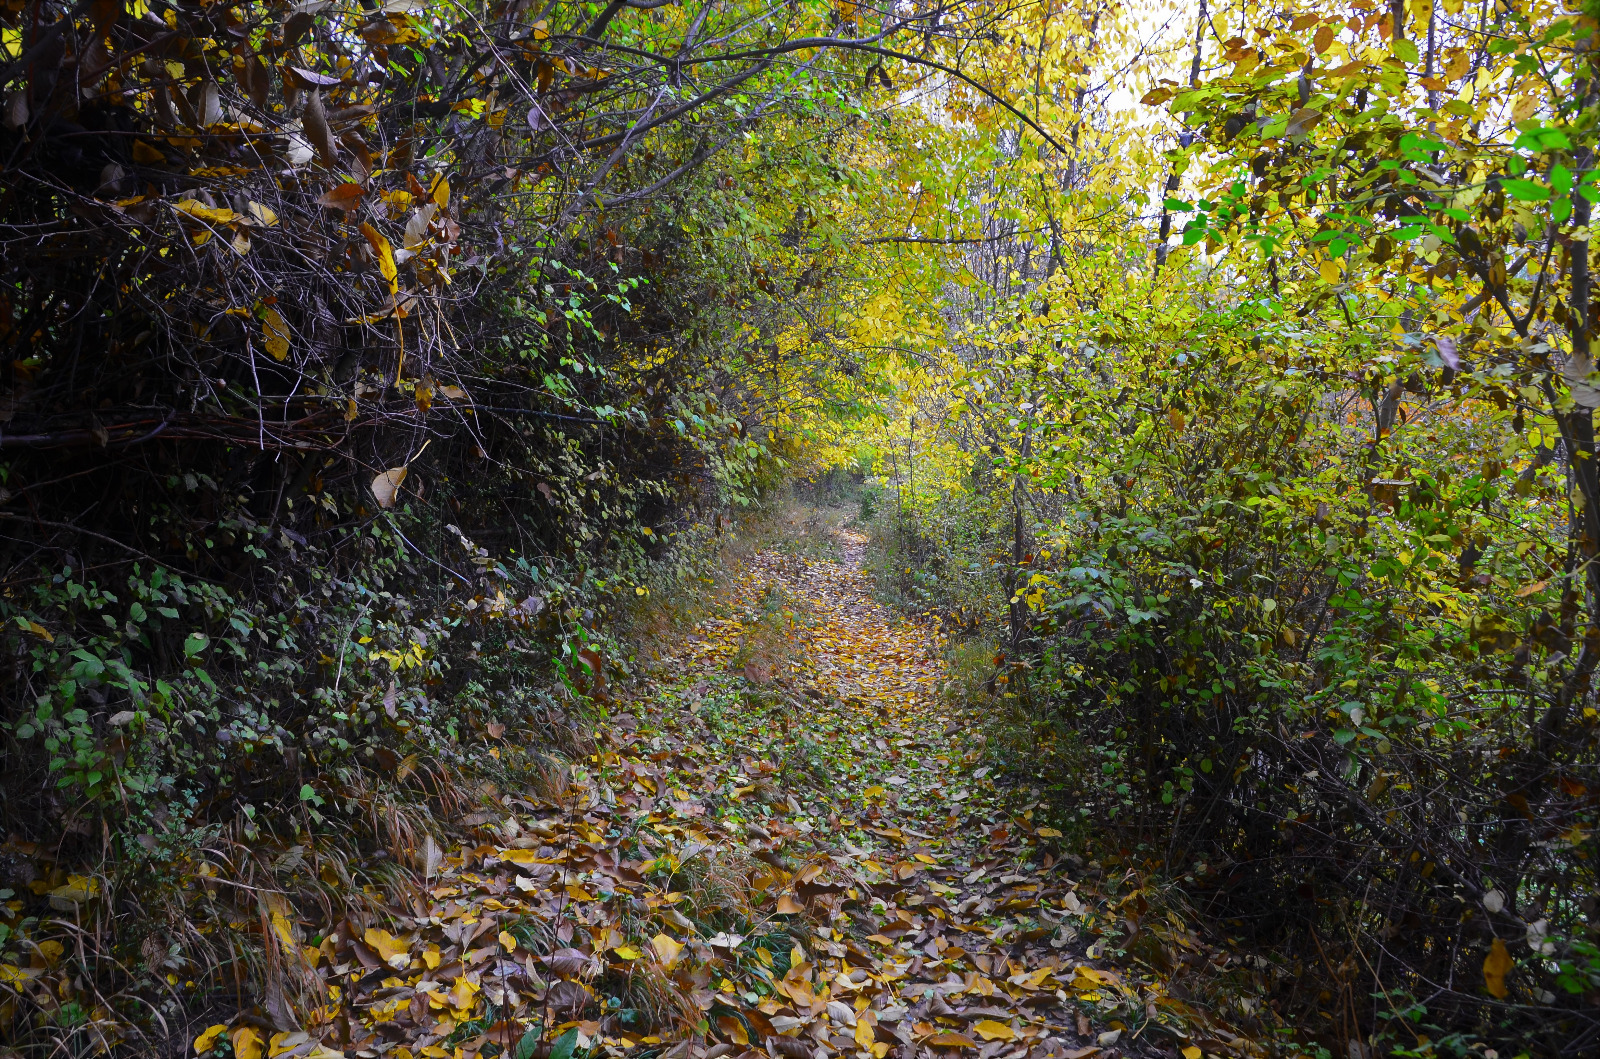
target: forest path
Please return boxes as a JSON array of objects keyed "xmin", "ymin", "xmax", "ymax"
[{"xmin": 315, "ymin": 516, "xmax": 1241, "ymax": 1059}]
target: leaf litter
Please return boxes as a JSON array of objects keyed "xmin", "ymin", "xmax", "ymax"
[{"xmin": 193, "ymin": 530, "xmax": 1264, "ymax": 1059}]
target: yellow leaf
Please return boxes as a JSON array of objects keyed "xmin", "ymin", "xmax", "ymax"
[
  {"xmin": 1483, "ymin": 937, "xmax": 1512, "ymax": 998},
  {"xmin": 498, "ymin": 848, "xmax": 541, "ymax": 864},
  {"xmin": 429, "ymin": 173, "xmax": 450, "ymax": 209},
  {"xmin": 1182, "ymin": 1048, "xmax": 1202, "ymax": 1059},
  {"xmin": 499, "ymin": 931, "xmax": 517, "ymax": 952},
  {"xmin": 232, "ymin": 1026, "xmax": 264, "ymax": 1059},
  {"xmin": 262, "ymin": 307, "xmax": 290, "ymax": 361},
  {"xmin": 246, "ymin": 201, "xmax": 279, "ymax": 227},
  {"xmin": 268, "ymin": 1031, "xmax": 310, "ymax": 1057},
  {"xmin": 651, "ymin": 933, "xmax": 684, "ymax": 967},
  {"xmin": 447, "ymin": 974, "xmax": 479, "ymax": 1010},
  {"xmin": 973, "ymin": 1020, "xmax": 1016, "ymax": 1042},
  {"xmin": 855, "ymin": 1018, "xmax": 877, "ymax": 1049},
  {"xmin": 173, "ymin": 199, "xmax": 240, "ymax": 225},
  {"xmin": 360, "ymin": 221, "xmax": 399, "ymax": 293},
  {"xmin": 775, "ymin": 893, "xmax": 804, "ymax": 914},
  {"xmin": 194, "ymin": 1024, "xmax": 229, "ymax": 1054},
  {"xmin": 565, "ymin": 882, "xmax": 595, "ymax": 901},
  {"xmin": 1319, "ymin": 258, "xmax": 1341, "ymax": 284},
  {"xmin": 1036, "ymin": 827, "xmax": 1062, "ymax": 838},
  {"xmin": 614, "ymin": 944, "xmax": 643, "ymax": 960},
  {"xmin": 364, "ymin": 928, "xmax": 410, "ymax": 969},
  {"xmin": 1020, "ymin": 966, "xmax": 1054, "ymax": 989},
  {"xmin": 717, "ymin": 1015, "xmax": 749, "ymax": 1045},
  {"xmin": 270, "ymin": 911, "xmax": 296, "ymax": 949}
]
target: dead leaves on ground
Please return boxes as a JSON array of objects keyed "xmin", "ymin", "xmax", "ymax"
[{"xmin": 176, "ymin": 535, "xmax": 1264, "ymax": 1059}]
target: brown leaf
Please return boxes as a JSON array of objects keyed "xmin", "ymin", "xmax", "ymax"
[
  {"xmin": 302, "ymin": 91, "xmax": 338, "ymax": 168},
  {"xmin": 546, "ymin": 978, "xmax": 589, "ymax": 1015},
  {"xmin": 284, "ymin": 10, "xmax": 319, "ymax": 46},
  {"xmin": 290, "ymin": 66, "xmax": 343, "ymax": 88},
  {"xmin": 545, "ymin": 947, "xmax": 590, "ymax": 977},
  {"xmin": 924, "ymin": 1032, "xmax": 976, "ymax": 1049},
  {"xmin": 371, "ymin": 466, "xmax": 407, "ymax": 509},
  {"xmin": 318, "ymin": 182, "xmax": 366, "ymax": 211}
]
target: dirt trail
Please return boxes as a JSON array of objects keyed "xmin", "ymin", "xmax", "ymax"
[{"xmin": 300, "ymin": 527, "xmax": 1243, "ymax": 1059}]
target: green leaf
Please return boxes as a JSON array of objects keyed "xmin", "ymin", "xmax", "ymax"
[
  {"xmin": 549, "ymin": 1027, "xmax": 581, "ymax": 1059},
  {"xmin": 514, "ymin": 1029, "xmax": 543, "ymax": 1059},
  {"xmin": 1392, "ymin": 39, "xmax": 1419, "ymax": 64},
  {"xmin": 183, "ymin": 633, "xmax": 209, "ymax": 656},
  {"xmin": 1164, "ymin": 198, "xmax": 1193, "ymax": 212},
  {"xmin": 1501, "ymin": 179, "xmax": 1550, "ymax": 202},
  {"xmin": 1551, "ymin": 165, "xmax": 1573, "ymax": 193}
]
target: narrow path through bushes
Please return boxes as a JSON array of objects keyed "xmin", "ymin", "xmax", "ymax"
[{"xmin": 243, "ymin": 521, "xmax": 1260, "ymax": 1059}]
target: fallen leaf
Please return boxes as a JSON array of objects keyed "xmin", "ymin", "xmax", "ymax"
[
  {"xmin": 194, "ymin": 1024, "xmax": 228, "ymax": 1054},
  {"xmin": 973, "ymin": 1020, "xmax": 1016, "ymax": 1041},
  {"xmin": 924, "ymin": 1032, "xmax": 976, "ymax": 1048},
  {"xmin": 651, "ymin": 933, "xmax": 684, "ymax": 968},
  {"xmin": 232, "ymin": 1026, "xmax": 263, "ymax": 1059},
  {"xmin": 499, "ymin": 930, "xmax": 517, "ymax": 952},
  {"xmin": 364, "ymin": 928, "xmax": 410, "ymax": 969}
]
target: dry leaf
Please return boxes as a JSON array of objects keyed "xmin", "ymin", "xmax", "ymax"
[
  {"xmin": 364, "ymin": 928, "xmax": 410, "ymax": 969},
  {"xmin": 302, "ymin": 90, "xmax": 338, "ymax": 167},
  {"xmin": 232, "ymin": 1026, "xmax": 263, "ymax": 1059},
  {"xmin": 973, "ymin": 1020, "xmax": 1016, "ymax": 1041},
  {"xmin": 651, "ymin": 933, "xmax": 684, "ymax": 967},
  {"xmin": 290, "ymin": 66, "xmax": 343, "ymax": 87},
  {"xmin": 318, "ymin": 182, "xmax": 366, "ymax": 211},
  {"xmin": 924, "ymin": 1032, "xmax": 976, "ymax": 1048},
  {"xmin": 360, "ymin": 221, "xmax": 399, "ymax": 293},
  {"xmin": 194, "ymin": 1024, "xmax": 228, "ymax": 1054},
  {"xmin": 371, "ymin": 466, "xmax": 407, "ymax": 508},
  {"xmin": 262, "ymin": 307, "xmax": 290, "ymax": 361}
]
